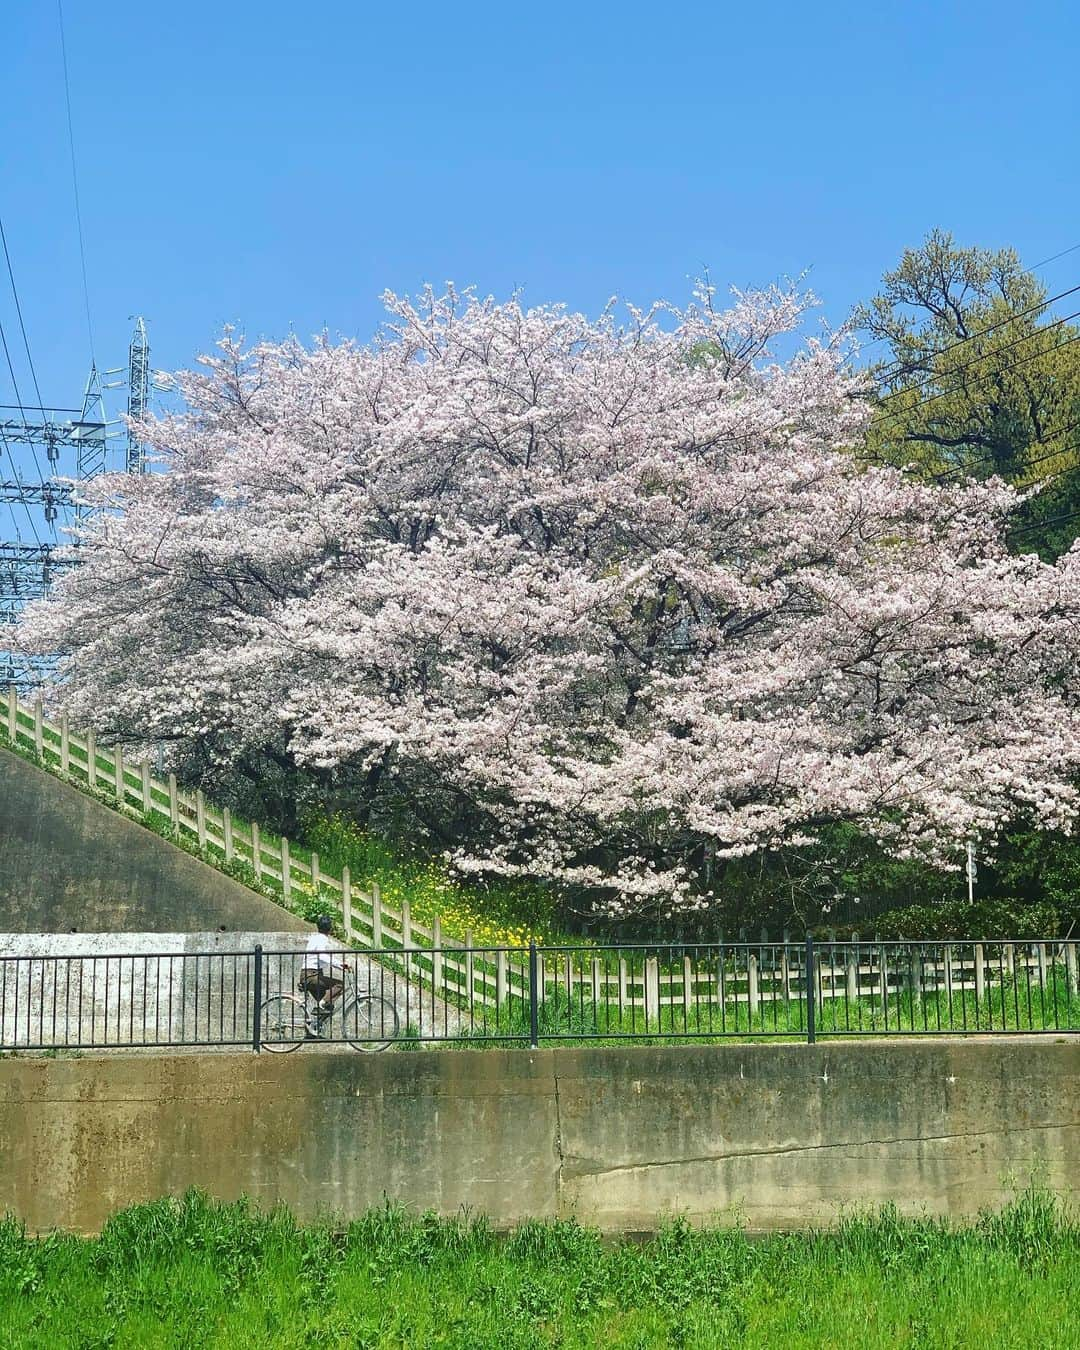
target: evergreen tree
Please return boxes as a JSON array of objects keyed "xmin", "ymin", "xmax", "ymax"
[{"xmin": 855, "ymin": 229, "xmax": 1080, "ymax": 558}]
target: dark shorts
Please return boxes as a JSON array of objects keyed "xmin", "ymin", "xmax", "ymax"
[{"xmin": 298, "ymin": 969, "xmax": 343, "ymax": 1002}]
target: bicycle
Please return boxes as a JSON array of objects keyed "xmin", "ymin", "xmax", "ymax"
[{"xmin": 259, "ymin": 972, "xmax": 399, "ymax": 1053}]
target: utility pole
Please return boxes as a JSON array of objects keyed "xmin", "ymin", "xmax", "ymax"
[
  {"xmin": 74, "ymin": 364, "xmax": 108, "ymax": 502},
  {"xmin": 0, "ymin": 0, "xmax": 151, "ymax": 690},
  {"xmin": 966, "ymin": 840, "xmax": 976, "ymax": 905}
]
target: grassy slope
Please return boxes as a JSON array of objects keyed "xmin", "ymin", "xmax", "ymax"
[
  {"xmin": 304, "ymin": 813, "xmax": 571, "ymax": 947},
  {"xmin": 1, "ymin": 1189, "xmax": 1077, "ymax": 1348},
  {"xmin": 448, "ymin": 971, "xmax": 1080, "ymax": 1046}
]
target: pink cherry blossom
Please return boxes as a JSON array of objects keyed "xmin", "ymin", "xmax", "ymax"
[{"xmin": 19, "ymin": 285, "xmax": 1080, "ymax": 915}]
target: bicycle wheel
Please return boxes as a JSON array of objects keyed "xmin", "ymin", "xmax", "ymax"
[
  {"xmin": 259, "ymin": 995, "xmax": 309, "ymax": 1052},
  {"xmin": 334, "ymin": 996, "xmax": 399, "ymax": 1051}
]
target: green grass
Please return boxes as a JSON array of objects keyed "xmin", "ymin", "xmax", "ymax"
[
  {"xmin": 303, "ymin": 811, "xmax": 573, "ymax": 947},
  {"xmin": 428, "ymin": 967, "xmax": 1080, "ymax": 1048},
  {"xmin": 1, "ymin": 1188, "xmax": 1078, "ymax": 1347}
]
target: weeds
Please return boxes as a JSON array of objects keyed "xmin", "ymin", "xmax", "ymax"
[{"xmin": 0, "ymin": 1188, "xmax": 1077, "ymax": 1346}]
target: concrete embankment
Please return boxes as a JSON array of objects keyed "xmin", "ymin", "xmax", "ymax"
[
  {"xmin": 1, "ymin": 1038, "xmax": 1076, "ymax": 1234},
  {"xmin": 0, "ymin": 746, "xmax": 306, "ymax": 933}
]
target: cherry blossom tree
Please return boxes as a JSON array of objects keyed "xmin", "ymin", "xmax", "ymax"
[{"xmin": 19, "ymin": 284, "xmax": 1080, "ymax": 916}]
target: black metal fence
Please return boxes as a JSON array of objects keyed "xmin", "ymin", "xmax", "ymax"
[{"xmin": 1, "ymin": 937, "xmax": 1078, "ymax": 1052}]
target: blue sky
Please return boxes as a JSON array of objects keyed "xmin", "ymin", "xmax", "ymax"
[{"xmin": 2, "ymin": 0, "xmax": 1079, "ymax": 436}]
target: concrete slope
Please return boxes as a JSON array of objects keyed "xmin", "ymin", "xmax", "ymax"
[{"xmin": 0, "ymin": 747, "xmax": 309, "ymax": 934}]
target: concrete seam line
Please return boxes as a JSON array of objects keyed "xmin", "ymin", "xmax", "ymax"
[
  {"xmin": 561, "ymin": 1121, "xmax": 1080, "ymax": 1178},
  {"xmin": 552, "ymin": 1067, "xmax": 565, "ymax": 1209}
]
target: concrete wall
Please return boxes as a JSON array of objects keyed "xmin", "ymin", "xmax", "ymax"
[
  {"xmin": 1, "ymin": 1039, "xmax": 1077, "ymax": 1234},
  {"xmin": 0, "ymin": 747, "xmax": 307, "ymax": 934}
]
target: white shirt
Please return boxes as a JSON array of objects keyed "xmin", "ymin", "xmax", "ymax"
[{"xmin": 303, "ymin": 932, "xmax": 347, "ymax": 978}]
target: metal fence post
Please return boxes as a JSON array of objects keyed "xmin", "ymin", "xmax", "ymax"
[
  {"xmin": 252, "ymin": 944, "xmax": 263, "ymax": 1052},
  {"xmin": 806, "ymin": 933, "xmax": 816, "ymax": 1045},
  {"xmin": 528, "ymin": 941, "xmax": 540, "ymax": 1049}
]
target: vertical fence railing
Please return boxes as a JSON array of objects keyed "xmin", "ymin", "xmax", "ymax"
[
  {"xmin": 0, "ymin": 950, "xmax": 260, "ymax": 1051},
  {"xmin": 528, "ymin": 941, "xmax": 540, "ymax": 1049},
  {"xmin": 806, "ymin": 934, "xmax": 816, "ymax": 1044},
  {"xmin": 0, "ymin": 940, "xmax": 1078, "ymax": 1052},
  {"xmin": 252, "ymin": 944, "xmax": 263, "ymax": 1053}
]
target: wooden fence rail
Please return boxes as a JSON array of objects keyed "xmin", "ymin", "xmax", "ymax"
[{"xmin": 5, "ymin": 688, "xmax": 1080, "ymax": 1020}]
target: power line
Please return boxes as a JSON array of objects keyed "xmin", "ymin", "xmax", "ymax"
[
  {"xmin": 1030, "ymin": 242, "xmax": 1080, "ymax": 271},
  {"xmin": 0, "ymin": 217, "xmax": 57, "ymax": 540},
  {"xmin": 1013, "ymin": 465, "xmax": 1080, "ymax": 502},
  {"xmin": 0, "ymin": 317, "xmax": 45, "ymax": 546},
  {"xmin": 870, "ymin": 323, "xmax": 1080, "ymax": 431},
  {"xmin": 1008, "ymin": 500, "xmax": 1080, "ymax": 543},
  {"xmin": 928, "ymin": 418, "xmax": 1080, "ymax": 485},
  {"xmin": 0, "ymin": 215, "xmax": 47, "ymax": 416},
  {"xmin": 57, "ymin": 0, "xmax": 95, "ymax": 365},
  {"xmin": 874, "ymin": 281, "xmax": 1080, "ymax": 401},
  {"xmin": 862, "ymin": 240, "xmax": 1080, "ymax": 376},
  {"xmin": 0, "ymin": 422, "xmax": 25, "ymax": 542},
  {"xmin": 0, "ymin": 444, "xmax": 40, "ymax": 543},
  {"xmin": 999, "ymin": 436, "xmax": 1080, "ymax": 543},
  {"xmin": 872, "ymin": 307, "xmax": 1080, "ymax": 427},
  {"xmin": 937, "ymin": 437, "xmax": 1080, "ymax": 549}
]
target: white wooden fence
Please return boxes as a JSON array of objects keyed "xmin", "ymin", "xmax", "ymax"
[
  {"xmin": 4, "ymin": 688, "xmax": 1079, "ymax": 1025},
  {"xmin": 2, "ymin": 687, "xmax": 492, "ymax": 1002}
]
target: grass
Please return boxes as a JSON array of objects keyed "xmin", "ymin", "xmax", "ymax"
[
  {"xmin": 419, "ymin": 967, "xmax": 1080, "ymax": 1049},
  {"xmin": 1, "ymin": 1187, "xmax": 1078, "ymax": 1347},
  {"xmin": 304, "ymin": 812, "xmax": 574, "ymax": 948}
]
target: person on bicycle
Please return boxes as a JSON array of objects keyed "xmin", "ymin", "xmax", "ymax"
[{"xmin": 298, "ymin": 915, "xmax": 347, "ymax": 1019}]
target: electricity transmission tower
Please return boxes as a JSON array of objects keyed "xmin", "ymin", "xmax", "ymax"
[
  {"xmin": 0, "ymin": 317, "xmax": 150, "ymax": 690},
  {"xmin": 126, "ymin": 316, "xmax": 149, "ymax": 474}
]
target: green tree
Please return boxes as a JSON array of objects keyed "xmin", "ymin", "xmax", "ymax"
[{"xmin": 854, "ymin": 230, "xmax": 1080, "ymax": 556}]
